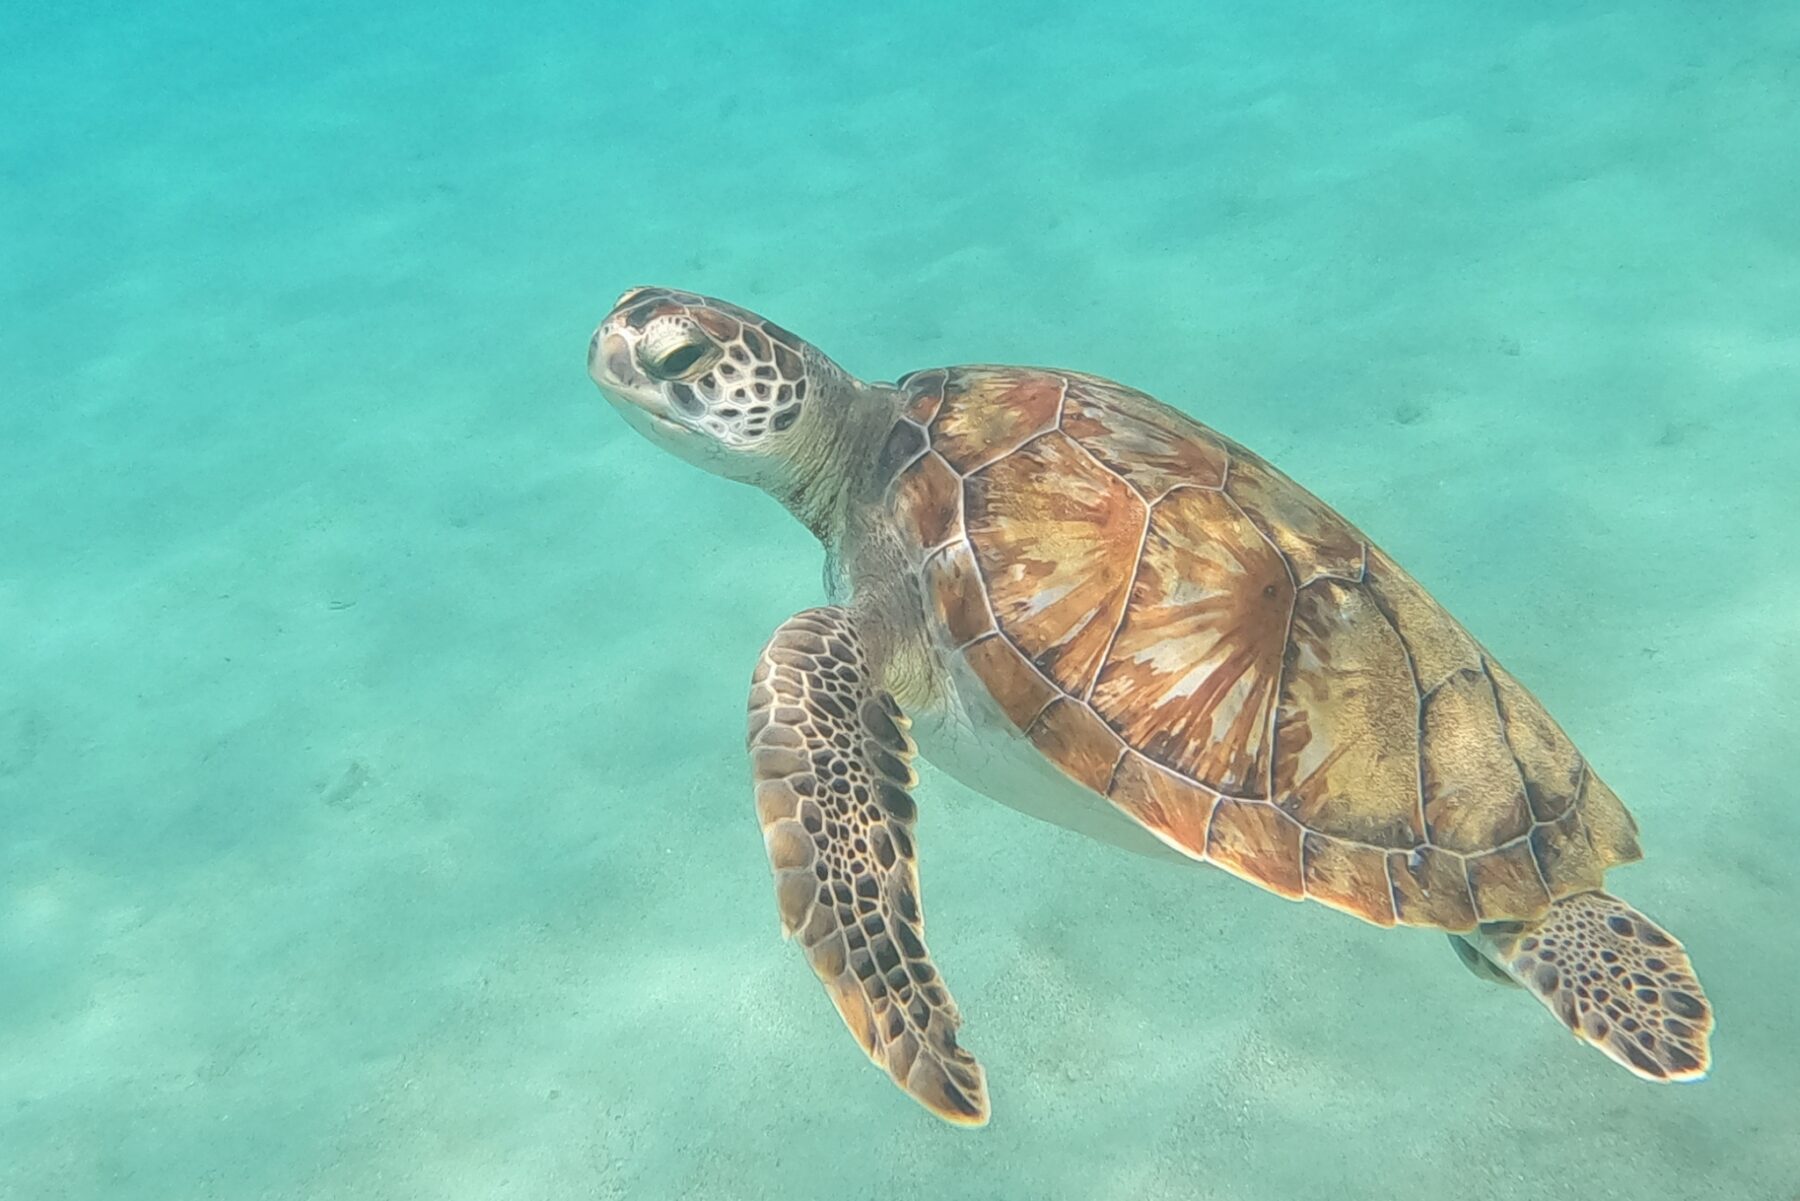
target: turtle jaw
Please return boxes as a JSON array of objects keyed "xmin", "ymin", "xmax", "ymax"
[
  {"xmin": 589, "ymin": 326, "xmax": 682, "ymax": 433},
  {"xmin": 588, "ymin": 327, "xmax": 656, "ymax": 412}
]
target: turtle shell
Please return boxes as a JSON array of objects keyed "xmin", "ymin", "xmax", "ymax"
[{"xmin": 883, "ymin": 366, "xmax": 1641, "ymax": 931}]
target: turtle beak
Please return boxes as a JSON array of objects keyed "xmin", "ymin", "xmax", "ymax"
[
  {"xmin": 587, "ymin": 293, "xmax": 646, "ymax": 396},
  {"xmin": 588, "ymin": 308, "xmax": 706, "ymax": 454},
  {"xmin": 588, "ymin": 313, "xmax": 673, "ymax": 426},
  {"xmin": 587, "ymin": 326, "xmax": 636, "ymax": 392}
]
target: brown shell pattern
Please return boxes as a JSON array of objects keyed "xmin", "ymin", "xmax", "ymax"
[{"xmin": 887, "ymin": 367, "xmax": 1642, "ymax": 931}]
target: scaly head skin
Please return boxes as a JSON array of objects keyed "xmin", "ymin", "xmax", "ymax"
[{"xmin": 588, "ymin": 288, "xmax": 891, "ymax": 540}]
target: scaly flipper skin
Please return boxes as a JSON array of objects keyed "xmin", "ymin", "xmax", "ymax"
[
  {"xmin": 1475, "ymin": 891, "xmax": 1713, "ymax": 1080},
  {"xmin": 747, "ymin": 607, "xmax": 989, "ymax": 1125}
]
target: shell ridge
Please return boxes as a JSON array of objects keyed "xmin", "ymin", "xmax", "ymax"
[
  {"xmin": 1361, "ymin": 574, "xmax": 1433, "ymax": 853},
  {"xmin": 1081, "ymin": 498, "xmax": 1152, "ymax": 704},
  {"xmin": 1477, "ymin": 653, "xmax": 1539, "ymax": 827},
  {"xmin": 1478, "ymin": 650, "xmax": 1564, "ymax": 901},
  {"xmin": 1056, "ymin": 390, "xmax": 1151, "ymax": 506},
  {"xmin": 1231, "ymin": 484, "xmax": 1302, "ymax": 805}
]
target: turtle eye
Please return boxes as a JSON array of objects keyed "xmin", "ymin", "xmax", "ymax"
[{"xmin": 641, "ymin": 338, "xmax": 713, "ymax": 381}]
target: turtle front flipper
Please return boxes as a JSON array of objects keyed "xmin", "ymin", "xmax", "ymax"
[{"xmin": 747, "ymin": 607, "xmax": 989, "ymax": 1126}]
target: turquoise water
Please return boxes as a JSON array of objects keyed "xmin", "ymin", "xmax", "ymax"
[{"xmin": 3, "ymin": 0, "xmax": 1798, "ymax": 1196}]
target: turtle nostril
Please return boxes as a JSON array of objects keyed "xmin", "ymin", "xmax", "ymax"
[{"xmin": 591, "ymin": 332, "xmax": 633, "ymax": 385}]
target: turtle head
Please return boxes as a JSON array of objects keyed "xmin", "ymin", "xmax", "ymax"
[
  {"xmin": 590, "ymin": 288, "xmax": 829, "ymax": 469},
  {"xmin": 589, "ymin": 287, "xmax": 877, "ymax": 536}
]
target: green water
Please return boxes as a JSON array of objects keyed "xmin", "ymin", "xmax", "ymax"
[{"xmin": 3, "ymin": 1, "xmax": 1797, "ymax": 1197}]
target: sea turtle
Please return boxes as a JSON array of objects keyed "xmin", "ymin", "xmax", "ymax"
[{"xmin": 587, "ymin": 287, "xmax": 1714, "ymax": 1125}]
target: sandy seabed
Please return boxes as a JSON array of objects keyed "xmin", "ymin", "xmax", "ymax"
[{"xmin": 2, "ymin": 2, "xmax": 1797, "ymax": 1198}]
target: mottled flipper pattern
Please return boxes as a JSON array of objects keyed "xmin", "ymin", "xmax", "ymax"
[
  {"xmin": 1477, "ymin": 890, "xmax": 1713, "ymax": 1081},
  {"xmin": 747, "ymin": 607, "xmax": 989, "ymax": 1125}
]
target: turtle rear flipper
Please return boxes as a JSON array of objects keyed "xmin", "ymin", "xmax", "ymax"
[
  {"xmin": 1473, "ymin": 891, "xmax": 1713, "ymax": 1081},
  {"xmin": 748, "ymin": 607, "xmax": 989, "ymax": 1126},
  {"xmin": 1448, "ymin": 934, "xmax": 1521, "ymax": 988}
]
